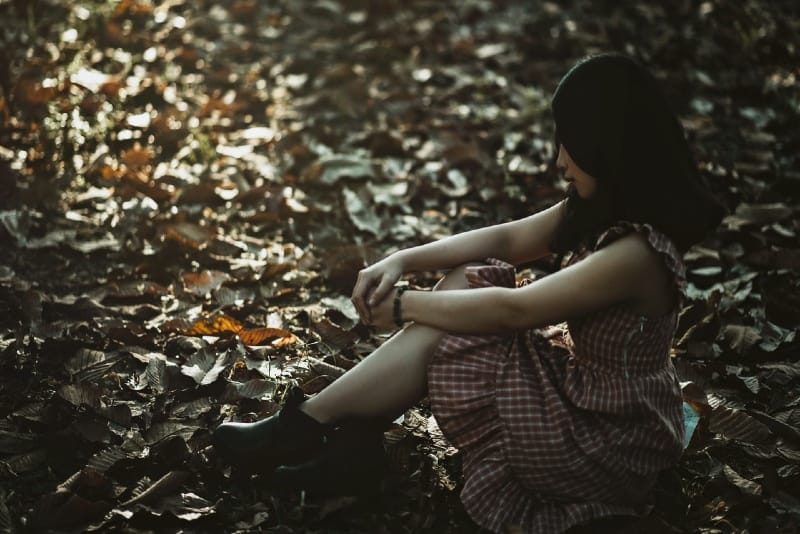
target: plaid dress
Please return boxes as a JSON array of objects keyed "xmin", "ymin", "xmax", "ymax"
[{"xmin": 427, "ymin": 222, "xmax": 685, "ymax": 533}]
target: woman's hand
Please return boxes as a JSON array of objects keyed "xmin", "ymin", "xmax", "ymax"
[
  {"xmin": 365, "ymin": 287, "xmax": 397, "ymax": 330},
  {"xmin": 351, "ymin": 253, "xmax": 405, "ymax": 323}
]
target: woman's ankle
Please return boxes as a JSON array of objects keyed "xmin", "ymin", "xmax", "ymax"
[{"xmin": 298, "ymin": 399, "xmax": 334, "ymax": 425}]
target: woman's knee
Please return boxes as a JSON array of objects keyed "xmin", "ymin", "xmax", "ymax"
[{"xmin": 433, "ymin": 262, "xmax": 483, "ymax": 291}]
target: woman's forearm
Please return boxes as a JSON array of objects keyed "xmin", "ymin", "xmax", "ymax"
[
  {"xmin": 401, "ymin": 287, "xmax": 524, "ymax": 334},
  {"xmin": 394, "ymin": 224, "xmax": 514, "ymax": 273},
  {"xmin": 395, "ymin": 201, "xmax": 563, "ymax": 273}
]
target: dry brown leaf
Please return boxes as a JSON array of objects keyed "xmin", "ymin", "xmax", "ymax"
[
  {"xmin": 182, "ymin": 270, "xmax": 231, "ymax": 296},
  {"xmin": 15, "ymin": 78, "xmax": 56, "ymax": 106},
  {"xmin": 112, "ymin": 0, "xmax": 154, "ymax": 19},
  {"xmin": 238, "ymin": 327, "xmax": 296, "ymax": 347},
  {"xmin": 120, "ymin": 471, "xmax": 190, "ymax": 507},
  {"xmin": 220, "ymin": 379, "xmax": 276, "ymax": 403},
  {"xmin": 185, "ymin": 314, "xmax": 243, "ymax": 336},
  {"xmin": 307, "ymin": 356, "xmax": 346, "ymax": 378},
  {"xmin": 721, "ymin": 324, "xmax": 761, "ymax": 355},
  {"xmin": 311, "ymin": 317, "xmax": 360, "ymax": 350},
  {"xmin": 163, "ymin": 223, "xmax": 216, "ymax": 250},
  {"xmin": 120, "ymin": 145, "xmax": 154, "ymax": 170}
]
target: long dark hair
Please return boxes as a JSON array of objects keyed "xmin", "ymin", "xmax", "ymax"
[{"xmin": 549, "ymin": 53, "xmax": 724, "ymax": 254}]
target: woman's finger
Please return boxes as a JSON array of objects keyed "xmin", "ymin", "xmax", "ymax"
[
  {"xmin": 369, "ymin": 276, "xmax": 395, "ymax": 308},
  {"xmin": 351, "ymin": 273, "xmax": 365, "ymax": 320},
  {"xmin": 351, "ymin": 272, "xmax": 373, "ymax": 322}
]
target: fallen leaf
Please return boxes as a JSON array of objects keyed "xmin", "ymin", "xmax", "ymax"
[
  {"xmin": 306, "ymin": 154, "xmax": 375, "ymax": 185},
  {"xmin": 720, "ymin": 324, "xmax": 761, "ymax": 355},
  {"xmin": 238, "ymin": 327, "xmax": 296, "ymax": 347},
  {"xmin": 723, "ymin": 203, "xmax": 792, "ymax": 229},
  {"xmin": 709, "ymin": 406, "xmax": 773, "ymax": 444},
  {"xmin": 120, "ymin": 471, "xmax": 190, "ymax": 507},
  {"xmin": 184, "ymin": 313, "xmax": 243, "ymax": 336},
  {"xmin": 343, "ymin": 186, "xmax": 383, "ymax": 235},
  {"xmin": 139, "ymin": 492, "xmax": 217, "ymax": 521},
  {"xmin": 58, "ymin": 383, "xmax": 103, "ymax": 409},
  {"xmin": 120, "ymin": 145, "xmax": 153, "ymax": 170},
  {"xmin": 180, "ymin": 347, "xmax": 229, "ymax": 385},
  {"xmin": 182, "ymin": 270, "xmax": 231, "ymax": 296},
  {"xmin": 220, "ymin": 379, "xmax": 276, "ymax": 403}
]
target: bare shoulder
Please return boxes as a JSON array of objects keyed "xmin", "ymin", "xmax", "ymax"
[{"xmin": 599, "ymin": 232, "xmax": 674, "ymax": 315}]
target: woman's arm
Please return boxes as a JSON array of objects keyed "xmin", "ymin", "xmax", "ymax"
[
  {"xmin": 370, "ymin": 233, "xmax": 664, "ymax": 334},
  {"xmin": 397, "ymin": 200, "xmax": 565, "ymax": 272},
  {"xmin": 352, "ymin": 200, "xmax": 565, "ymax": 319}
]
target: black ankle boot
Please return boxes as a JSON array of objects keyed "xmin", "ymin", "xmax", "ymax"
[
  {"xmin": 211, "ymin": 386, "xmax": 330, "ymax": 471},
  {"xmin": 268, "ymin": 419, "xmax": 387, "ymax": 496}
]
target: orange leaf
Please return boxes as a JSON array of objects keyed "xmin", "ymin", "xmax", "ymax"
[
  {"xmin": 113, "ymin": 0, "xmax": 153, "ymax": 19},
  {"xmin": 185, "ymin": 314, "xmax": 243, "ymax": 336},
  {"xmin": 121, "ymin": 145, "xmax": 153, "ymax": 170},
  {"xmin": 100, "ymin": 166, "xmax": 119, "ymax": 181},
  {"xmin": 238, "ymin": 327, "xmax": 296, "ymax": 347}
]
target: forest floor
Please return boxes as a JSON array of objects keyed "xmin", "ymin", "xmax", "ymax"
[{"xmin": 1, "ymin": 0, "xmax": 799, "ymax": 532}]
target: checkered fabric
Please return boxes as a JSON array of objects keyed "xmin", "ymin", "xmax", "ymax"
[{"xmin": 427, "ymin": 222, "xmax": 686, "ymax": 533}]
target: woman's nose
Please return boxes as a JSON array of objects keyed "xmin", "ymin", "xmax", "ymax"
[{"xmin": 555, "ymin": 145, "xmax": 566, "ymax": 171}]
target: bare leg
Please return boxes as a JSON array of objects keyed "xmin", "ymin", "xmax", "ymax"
[{"xmin": 299, "ymin": 264, "xmax": 476, "ymax": 424}]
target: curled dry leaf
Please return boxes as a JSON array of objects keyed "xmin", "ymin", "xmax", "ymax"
[
  {"xmin": 311, "ymin": 316, "xmax": 360, "ymax": 349},
  {"xmin": 238, "ymin": 327, "xmax": 296, "ymax": 347},
  {"xmin": 305, "ymin": 154, "xmax": 375, "ymax": 186},
  {"xmin": 181, "ymin": 270, "xmax": 231, "ymax": 296},
  {"xmin": 179, "ymin": 312, "xmax": 296, "ymax": 347},
  {"xmin": 184, "ymin": 314, "xmax": 243, "ymax": 336},
  {"xmin": 120, "ymin": 470, "xmax": 191, "ymax": 508},
  {"xmin": 143, "ymin": 421, "xmax": 198, "ymax": 446}
]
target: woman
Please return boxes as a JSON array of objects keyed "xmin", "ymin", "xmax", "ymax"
[{"xmin": 213, "ymin": 53, "xmax": 724, "ymax": 532}]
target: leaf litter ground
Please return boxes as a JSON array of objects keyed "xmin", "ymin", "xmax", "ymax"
[{"xmin": 0, "ymin": 0, "xmax": 799, "ymax": 532}]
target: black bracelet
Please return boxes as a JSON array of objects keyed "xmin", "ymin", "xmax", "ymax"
[{"xmin": 393, "ymin": 286, "xmax": 409, "ymax": 327}]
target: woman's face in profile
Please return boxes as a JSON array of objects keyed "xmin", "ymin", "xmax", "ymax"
[{"xmin": 556, "ymin": 144, "xmax": 597, "ymax": 199}]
